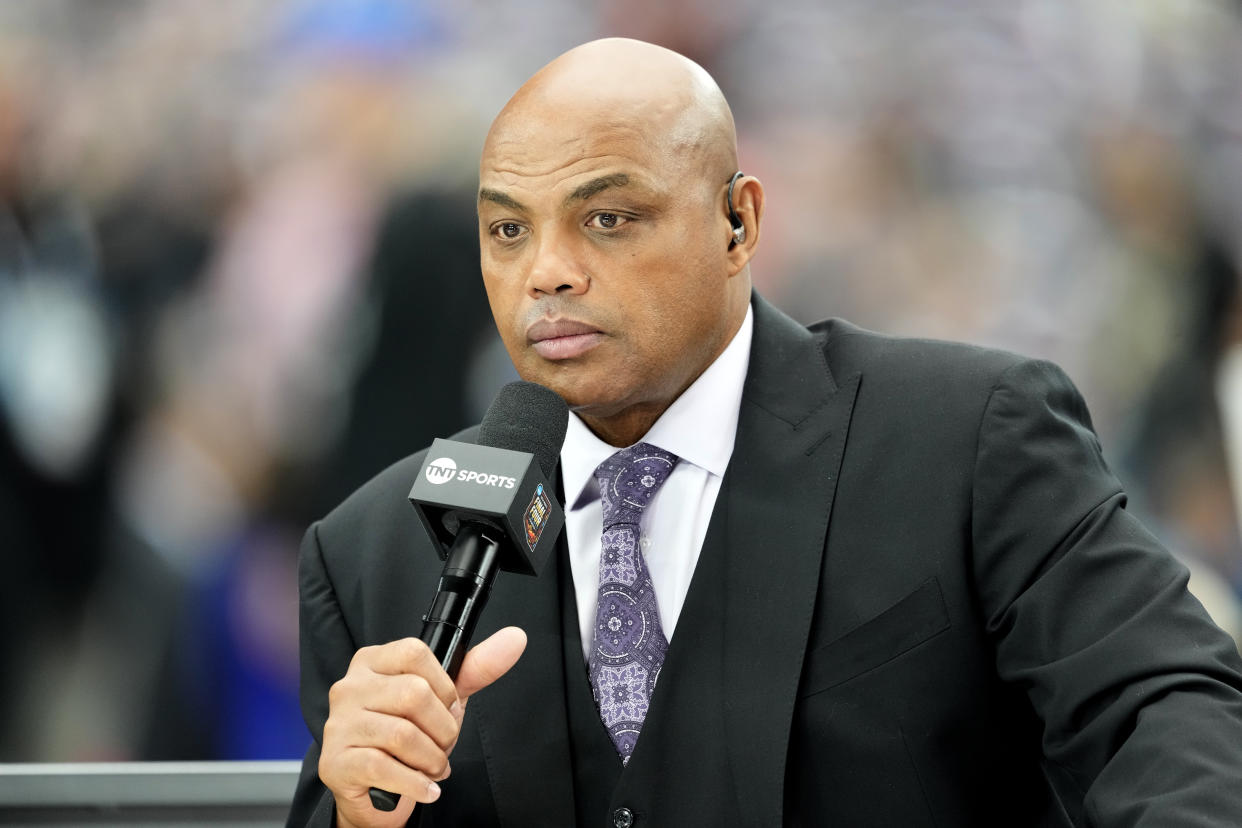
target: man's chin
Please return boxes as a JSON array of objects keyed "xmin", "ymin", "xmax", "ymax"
[
  {"xmin": 512, "ymin": 358, "xmax": 645, "ymax": 411},
  {"xmin": 522, "ymin": 375, "xmax": 626, "ymax": 418}
]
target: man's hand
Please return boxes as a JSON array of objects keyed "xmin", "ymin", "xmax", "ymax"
[{"xmin": 318, "ymin": 627, "xmax": 528, "ymax": 828}]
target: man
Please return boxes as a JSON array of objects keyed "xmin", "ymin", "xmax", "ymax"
[{"xmin": 288, "ymin": 39, "xmax": 1242, "ymax": 827}]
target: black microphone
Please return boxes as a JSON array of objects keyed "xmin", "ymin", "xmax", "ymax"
[{"xmin": 369, "ymin": 381, "xmax": 569, "ymax": 812}]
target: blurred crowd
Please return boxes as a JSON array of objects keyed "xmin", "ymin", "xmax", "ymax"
[{"xmin": 1, "ymin": 0, "xmax": 1240, "ymax": 762}]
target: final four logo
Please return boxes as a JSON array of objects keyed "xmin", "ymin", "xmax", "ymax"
[{"xmin": 524, "ymin": 483, "xmax": 551, "ymax": 551}]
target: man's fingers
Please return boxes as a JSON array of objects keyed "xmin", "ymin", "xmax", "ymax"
[
  {"xmin": 353, "ymin": 638, "xmax": 456, "ymax": 707},
  {"xmin": 349, "ymin": 709, "xmax": 453, "ymax": 776},
  {"xmin": 358, "ymin": 673, "xmax": 459, "ymax": 750},
  {"xmin": 454, "ymin": 626, "xmax": 528, "ymax": 700},
  {"xmin": 333, "ymin": 746, "xmax": 443, "ymax": 812}
]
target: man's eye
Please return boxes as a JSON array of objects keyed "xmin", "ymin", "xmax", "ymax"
[
  {"xmin": 588, "ymin": 213, "xmax": 625, "ymax": 230},
  {"xmin": 494, "ymin": 222, "xmax": 524, "ymax": 240}
]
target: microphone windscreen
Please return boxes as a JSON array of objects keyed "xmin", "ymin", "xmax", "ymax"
[{"xmin": 476, "ymin": 381, "xmax": 569, "ymax": 478}]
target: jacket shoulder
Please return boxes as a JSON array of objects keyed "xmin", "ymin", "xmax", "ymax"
[
  {"xmin": 806, "ymin": 317, "xmax": 1091, "ymax": 438},
  {"xmin": 811, "ymin": 317, "xmax": 1030, "ymax": 391}
]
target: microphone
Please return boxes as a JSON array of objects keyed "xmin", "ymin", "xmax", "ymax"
[{"xmin": 369, "ymin": 381, "xmax": 569, "ymax": 812}]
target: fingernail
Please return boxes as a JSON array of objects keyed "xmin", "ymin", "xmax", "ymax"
[
  {"xmin": 449, "ymin": 700, "xmax": 463, "ymax": 717},
  {"xmin": 427, "ymin": 782, "xmax": 441, "ymax": 800}
]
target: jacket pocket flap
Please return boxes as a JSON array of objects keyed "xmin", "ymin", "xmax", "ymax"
[{"xmin": 801, "ymin": 577, "xmax": 950, "ymax": 697}]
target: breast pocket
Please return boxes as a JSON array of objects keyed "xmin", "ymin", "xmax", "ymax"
[{"xmin": 800, "ymin": 576, "xmax": 951, "ymax": 697}]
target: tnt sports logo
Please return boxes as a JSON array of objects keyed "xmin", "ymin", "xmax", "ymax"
[
  {"xmin": 425, "ymin": 457, "xmax": 458, "ymax": 485},
  {"xmin": 424, "ymin": 456, "xmax": 517, "ymax": 489}
]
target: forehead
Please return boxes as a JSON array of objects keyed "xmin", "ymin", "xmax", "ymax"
[
  {"xmin": 481, "ymin": 118, "xmax": 682, "ymax": 198},
  {"xmin": 478, "ymin": 82, "xmax": 714, "ymax": 198}
]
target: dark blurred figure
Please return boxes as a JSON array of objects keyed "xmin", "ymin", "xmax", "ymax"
[
  {"xmin": 0, "ymin": 77, "xmax": 127, "ymax": 759},
  {"xmin": 309, "ymin": 189, "xmax": 496, "ymax": 518},
  {"xmin": 138, "ymin": 183, "xmax": 495, "ymax": 760},
  {"xmin": 1121, "ymin": 229, "xmax": 1242, "ymax": 635}
]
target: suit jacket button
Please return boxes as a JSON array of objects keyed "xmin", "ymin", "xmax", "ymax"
[{"xmin": 612, "ymin": 807, "xmax": 634, "ymax": 828}]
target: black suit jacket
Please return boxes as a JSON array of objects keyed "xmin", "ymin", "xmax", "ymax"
[{"xmin": 288, "ymin": 295, "xmax": 1242, "ymax": 827}]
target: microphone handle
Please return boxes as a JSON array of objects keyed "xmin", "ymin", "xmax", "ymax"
[{"xmin": 368, "ymin": 522, "xmax": 503, "ymax": 813}]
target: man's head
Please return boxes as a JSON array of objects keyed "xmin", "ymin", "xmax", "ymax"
[{"xmin": 477, "ymin": 38, "xmax": 763, "ymax": 447}]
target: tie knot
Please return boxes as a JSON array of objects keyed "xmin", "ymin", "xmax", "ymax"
[{"xmin": 594, "ymin": 442, "xmax": 680, "ymax": 529}]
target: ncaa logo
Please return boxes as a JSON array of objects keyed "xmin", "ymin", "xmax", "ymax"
[{"xmin": 425, "ymin": 457, "xmax": 458, "ymax": 485}]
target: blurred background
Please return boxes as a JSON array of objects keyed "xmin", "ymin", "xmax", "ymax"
[{"xmin": 1, "ymin": 0, "xmax": 1241, "ymax": 763}]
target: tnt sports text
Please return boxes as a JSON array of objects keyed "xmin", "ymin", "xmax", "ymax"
[
  {"xmin": 424, "ymin": 457, "xmax": 516, "ymax": 489},
  {"xmin": 454, "ymin": 470, "xmax": 516, "ymax": 488}
]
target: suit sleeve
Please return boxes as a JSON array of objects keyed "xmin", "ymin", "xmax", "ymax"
[
  {"xmin": 286, "ymin": 521, "xmax": 357, "ymax": 828},
  {"xmin": 970, "ymin": 358, "xmax": 1242, "ymax": 826}
]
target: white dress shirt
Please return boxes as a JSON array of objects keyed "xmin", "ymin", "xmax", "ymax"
[{"xmin": 561, "ymin": 306, "xmax": 754, "ymax": 662}]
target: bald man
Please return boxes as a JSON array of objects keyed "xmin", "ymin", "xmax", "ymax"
[{"xmin": 288, "ymin": 39, "xmax": 1242, "ymax": 827}]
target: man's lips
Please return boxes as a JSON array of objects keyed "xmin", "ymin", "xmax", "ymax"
[{"xmin": 527, "ymin": 318, "xmax": 604, "ymax": 360}]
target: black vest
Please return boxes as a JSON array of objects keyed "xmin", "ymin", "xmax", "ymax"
[{"xmin": 557, "ymin": 514, "xmax": 744, "ymax": 828}]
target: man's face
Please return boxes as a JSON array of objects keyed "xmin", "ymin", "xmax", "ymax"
[{"xmin": 478, "ymin": 115, "xmax": 736, "ymax": 431}]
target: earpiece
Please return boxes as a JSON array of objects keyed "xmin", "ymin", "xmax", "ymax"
[{"xmin": 727, "ymin": 171, "xmax": 746, "ymax": 249}]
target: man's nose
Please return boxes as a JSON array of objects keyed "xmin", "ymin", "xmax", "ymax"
[{"xmin": 526, "ymin": 232, "xmax": 589, "ymax": 297}]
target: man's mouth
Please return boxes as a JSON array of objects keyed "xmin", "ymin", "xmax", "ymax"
[{"xmin": 527, "ymin": 318, "xmax": 604, "ymax": 360}]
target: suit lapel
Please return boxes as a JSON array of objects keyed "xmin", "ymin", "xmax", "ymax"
[
  {"xmin": 467, "ymin": 522, "xmax": 577, "ymax": 825},
  {"xmin": 720, "ymin": 295, "xmax": 860, "ymax": 827}
]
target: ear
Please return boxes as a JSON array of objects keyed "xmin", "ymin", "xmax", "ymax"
[{"xmin": 724, "ymin": 174, "xmax": 765, "ymax": 276}]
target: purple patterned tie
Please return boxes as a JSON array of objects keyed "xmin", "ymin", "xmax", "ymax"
[{"xmin": 588, "ymin": 442, "xmax": 680, "ymax": 764}]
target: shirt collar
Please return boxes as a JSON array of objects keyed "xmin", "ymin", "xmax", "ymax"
[{"xmin": 560, "ymin": 305, "xmax": 754, "ymax": 510}]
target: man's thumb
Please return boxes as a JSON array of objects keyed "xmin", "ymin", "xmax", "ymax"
[{"xmin": 455, "ymin": 626, "xmax": 527, "ymax": 700}]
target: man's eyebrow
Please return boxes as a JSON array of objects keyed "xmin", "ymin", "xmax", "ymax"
[
  {"xmin": 564, "ymin": 173, "xmax": 630, "ymax": 206},
  {"xmin": 478, "ymin": 188, "xmax": 527, "ymax": 211}
]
